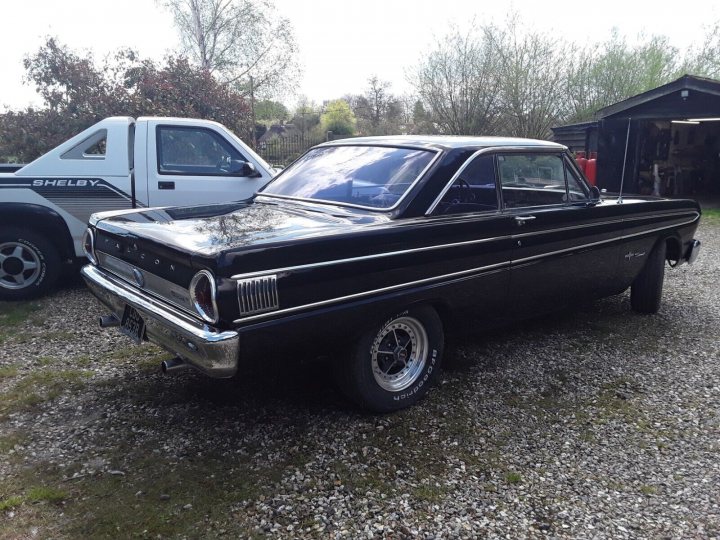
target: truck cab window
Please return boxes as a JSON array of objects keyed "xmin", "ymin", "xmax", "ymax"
[{"xmin": 157, "ymin": 126, "xmax": 248, "ymax": 176}]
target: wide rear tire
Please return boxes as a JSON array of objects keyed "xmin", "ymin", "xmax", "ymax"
[
  {"xmin": 0, "ymin": 228, "xmax": 61, "ymax": 300},
  {"xmin": 334, "ymin": 306, "xmax": 444, "ymax": 413},
  {"xmin": 631, "ymin": 241, "xmax": 666, "ymax": 314}
]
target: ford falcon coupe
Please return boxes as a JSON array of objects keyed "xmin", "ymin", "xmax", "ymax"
[{"xmin": 81, "ymin": 136, "xmax": 701, "ymax": 412}]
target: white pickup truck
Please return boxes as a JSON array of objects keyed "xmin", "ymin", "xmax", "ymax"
[{"xmin": 0, "ymin": 116, "xmax": 275, "ymax": 300}]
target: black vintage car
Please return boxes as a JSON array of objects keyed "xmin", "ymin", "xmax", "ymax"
[{"xmin": 81, "ymin": 136, "xmax": 701, "ymax": 411}]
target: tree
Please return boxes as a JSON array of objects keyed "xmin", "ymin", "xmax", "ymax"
[
  {"xmin": 565, "ymin": 30, "xmax": 681, "ymax": 123},
  {"xmin": 290, "ymin": 97, "xmax": 320, "ymax": 136},
  {"xmin": 348, "ymin": 76, "xmax": 405, "ymax": 135},
  {"xmin": 159, "ymin": 0, "xmax": 300, "ymax": 97},
  {"xmin": 487, "ymin": 16, "xmax": 569, "ymax": 138},
  {"xmin": 255, "ymin": 99, "xmax": 288, "ymax": 123},
  {"xmin": 410, "ymin": 25, "xmax": 503, "ymax": 135},
  {"xmin": 0, "ymin": 38, "xmax": 252, "ymax": 162},
  {"xmin": 320, "ymin": 100, "xmax": 356, "ymax": 137}
]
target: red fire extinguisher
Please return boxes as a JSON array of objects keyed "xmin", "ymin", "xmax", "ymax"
[
  {"xmin": 575, "ymin": 151, "xmax": 588, "ymax": 174},
  {"xmin": 585, "ymin": 152, "xmax": 597, "ymax": 186}
]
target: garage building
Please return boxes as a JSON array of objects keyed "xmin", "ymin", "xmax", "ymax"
[{"xmin": 552, "ymin": 75, "xmax": 720, "ymax": 201}]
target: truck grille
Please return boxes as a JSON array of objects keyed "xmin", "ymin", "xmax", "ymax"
[{"xmin": 237, "ymin": 275, "xmax": 279, "ymax": 316}]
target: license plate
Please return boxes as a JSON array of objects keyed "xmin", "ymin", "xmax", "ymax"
[{"xmin": 120, "ymin": 305, "xmax": 146, "ymax": 344}]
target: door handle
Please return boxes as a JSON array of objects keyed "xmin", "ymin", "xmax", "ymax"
[
  {"xmin": 514, "ymin": 215, "xmax": 536, "ymax": 226},
  {"xmin": 158, "ymin": 181, "xmax": 175, "ymax": 190}
]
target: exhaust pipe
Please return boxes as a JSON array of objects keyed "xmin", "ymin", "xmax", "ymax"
[
  {"xmin": 99, "ymin": 314, "xmax": 120, "ymax": 328},
  {"xmin": 161, "ymin": 357, "xmax": 188, "ymax": 374}
]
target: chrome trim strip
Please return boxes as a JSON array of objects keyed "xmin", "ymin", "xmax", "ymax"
[
  {"xmin": 231, "ymin": 210, "xmax": 700, "ymax": 280},
  {"xmin": 513, "ymin": 210, "xmax": 700, "ymax": 239},
  {"xmin": 425, "ymin": 146, "xmax": 564, "ymax": 215},
  {"xmin": 234, "ymin": 261, "xmax": 509, "ymax": 324},
  {"xmin": 513, "ymin": 216, "xmax": 700, "ymax": 265},
  {"xmin": 97, "ymin": 251, "xmax": 197, "ymax": 318},
  {"xmin": 231, "ymin": 234, "xmax": 507, "ymax": 280},
  {"xmin": 231, "ymin": 214, "xmax": 700, "ymax": 325},
  {"xmin": 259, "ymin": 147, "xmax": 443, "ymax": 212}
]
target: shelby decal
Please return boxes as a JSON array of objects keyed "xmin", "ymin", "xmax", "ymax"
[{"xmin": 32, "ymin": 179, "xmax": 101, "ymax": 187}]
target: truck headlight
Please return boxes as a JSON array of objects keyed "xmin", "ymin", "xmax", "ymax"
[
  {"xmin": 82, "ymin": 228, "xmax": 97, "ymax": 265},
  {"xmin": 189, "ymin": 270, "xmax": 218, "ymax": 324}
]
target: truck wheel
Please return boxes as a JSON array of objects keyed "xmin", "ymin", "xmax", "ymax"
[
  {"xmin": 335, "ymin": 306, "xmax": 444, "ymax": 412},
  {"xmin": 631, "ymin": 241, "xmax": 666, "ymax": 314},
  {"xmin": 0, "ymin": 228, "xmax": 61, "ymax": 300}
]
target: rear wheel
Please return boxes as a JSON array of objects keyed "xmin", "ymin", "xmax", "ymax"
[
  {"xmin": 0, "ymin": 228, "xmax": 61, "ymax": 300},
  {"xmin": 631, "ymin": 241, "xmax": 667, "ymax": 314},
  {"xmin": 334, "ymin": 306, "xmax": 444, "ymax": 412}
]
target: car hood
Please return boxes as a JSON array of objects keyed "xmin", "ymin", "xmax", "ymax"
[{"xmin": 93, "ymin": 198, "xmax": 387, "ymax": 258}]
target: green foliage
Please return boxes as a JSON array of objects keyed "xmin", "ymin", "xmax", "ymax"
[
  {"xmin": 320, "ymin": 99, "xmax": 356, "ymax": 137},
  {"xmin": 26, "ymin": 486, "xmax": 67, "ymax": 504},
  {"xmin": 0, "ymin": 38, "xmax": 252, "ymax": 162},
  {"xmin": 411, "ymin": 16, "xmax": 720, "ymax": 136},
  {"xmin": 565, "ymin": 30, "xmax": 683, "ymax": 123},
  {"xmin": 255, "ymin": 99, "xmax": 288, "ymax": 122},
  {"xmin": 290, "ymin": 97, "xmax": 321, "ymax": 136},
  {"xmin": 0, "ymin": 496, "xmax": 23, "ymax": 512}
]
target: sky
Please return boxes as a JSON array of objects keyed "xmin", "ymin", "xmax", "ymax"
[{"xmin": 1, "ymin": 0, "xmax": 718, "ymax": 112}]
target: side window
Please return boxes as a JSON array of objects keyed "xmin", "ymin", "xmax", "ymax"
[
  {"xmin": 565, "ymin": 161, "xmax": 589, "ymax": 202},
  {"xmin": 435, "ymin": 154, "xmax": 498, "ymax": 215},
  {"xmin": 498, "ymin": 154, "xmax": 566, "ymax": 208},
  {"xmin": 61, "ymin": 130, "xmax": 107, "ymax": 160},
  {"xmin": 157, "ymin": 126, "xmax": 247, "ymax": 176}
]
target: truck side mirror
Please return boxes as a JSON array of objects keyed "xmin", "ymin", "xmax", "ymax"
[
  {"xmin": 230, "ymin": 159, "xmax": 261, "ymax": 178},
  {"xmin": 589, "ymin": 185, "xmax": 601, "ymax": 202}
]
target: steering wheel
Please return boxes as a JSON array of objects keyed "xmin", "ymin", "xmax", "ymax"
[{"xmin": 454, "ymin": 178, "xmax": 476, "ymax": 202}]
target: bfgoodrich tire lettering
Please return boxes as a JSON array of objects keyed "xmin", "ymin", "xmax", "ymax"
[
  {"xmin": 631, "ymin": 241, "xmax": 666, "ymax": 314},
  {"xmin": 335, "ymin": 306, "xmax": 444, "ymax": 412},
  {"xmin": 0, "ymin": 228, "xmax": 61, "ymax": 300}
]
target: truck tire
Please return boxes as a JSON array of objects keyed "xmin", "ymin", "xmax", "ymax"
[
  {"xmin": 0, "ymin": 228, "xmax": 61, "ymax": 300},
  {"xmin": 334, "ymin": 306, "xmax": 444, "ymax": 413},
  {"xmin": 630, "ymin": 241, "xmax": 666, "ymax": 314}
]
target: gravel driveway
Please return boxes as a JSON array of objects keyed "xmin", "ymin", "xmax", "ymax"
[{"xmin": 1, "ymin": 219, "xmax": 718, "ymax": 539}]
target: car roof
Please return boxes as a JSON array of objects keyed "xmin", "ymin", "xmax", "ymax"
[{"xmin": 320, "ymin": 135, "xmax": 566, "ymax": 151}]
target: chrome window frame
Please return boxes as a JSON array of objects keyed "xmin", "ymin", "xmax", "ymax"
[
  {"xmin": 426, "ymin": 146, "xmax": 566, "ymax": 216},
  {"xmin": 258, "ymin": 144, "xmax": 443, "ymax": 212}
]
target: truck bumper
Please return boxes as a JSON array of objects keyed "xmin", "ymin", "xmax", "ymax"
[{"xmin": 81, "ymin": 264, "xmax": 239, "ymax": 377}]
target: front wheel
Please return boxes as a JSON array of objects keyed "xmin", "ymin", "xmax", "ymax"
[
  {"xmin": 334, "ymin": 306, "xmax": 444, "ymax": 412},
  {"xmin": 0, "ymin": 228, "xmax": 61, "ymax": 300}
]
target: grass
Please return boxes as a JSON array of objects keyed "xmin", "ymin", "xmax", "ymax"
[
  {"xmin": 0, "ymin": 301, "xmax": 41, "ymax": 343},
  {"xmin": 26, "ymin": 486, "xmax": 67, "ymax": 504},
  {"xmin": 0, "ymin": 365, "xmax": 19, "ymax": 379},
  {"xmin": 702, "ymin": 208, "xmax": 720, "ymax": 221},
  {"xmin": 505, "ymin": 472, "xmax": 522, "ymax": 484},
  {"xmin": 0, "ymin": 495, "xmax": 23, "ymax": 512},
  {"xmin": 640, "ymin": 485, "xmax": 658, "ymax": 496},
  {"xmin": 0, "ymin": 370, "xmax": 92, "ymax": 419}
]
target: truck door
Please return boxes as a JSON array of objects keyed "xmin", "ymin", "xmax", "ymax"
[{"xmin": 144, "ymin": 120, "xmax": 272, "ymax": 207}]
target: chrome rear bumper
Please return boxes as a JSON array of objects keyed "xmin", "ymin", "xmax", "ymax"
[{"xmin": 81, "ymin": 264, "xmax": 239, "ymax": 377}]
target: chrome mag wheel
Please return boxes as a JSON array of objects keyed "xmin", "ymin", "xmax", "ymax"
[
  {"xmin": 370, "ymin": 316, "xmax": 429, "ymax": 392},
  {"xmin": 0, "ymin": 241, "xmax": 42, "ymax": 290}
]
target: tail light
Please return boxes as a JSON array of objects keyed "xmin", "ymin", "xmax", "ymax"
[
  {"xmin": 189, "ymin": 270, "xmax": 218, "ymax": 324},
  {"xmin": 82, "ymin": 228, "xmax": 97, "ymax": 265}
]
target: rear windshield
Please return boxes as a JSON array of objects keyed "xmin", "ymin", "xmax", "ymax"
[{"xmin": 261, "ymin": 145, "xmax": 437, "ymax": 209}]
